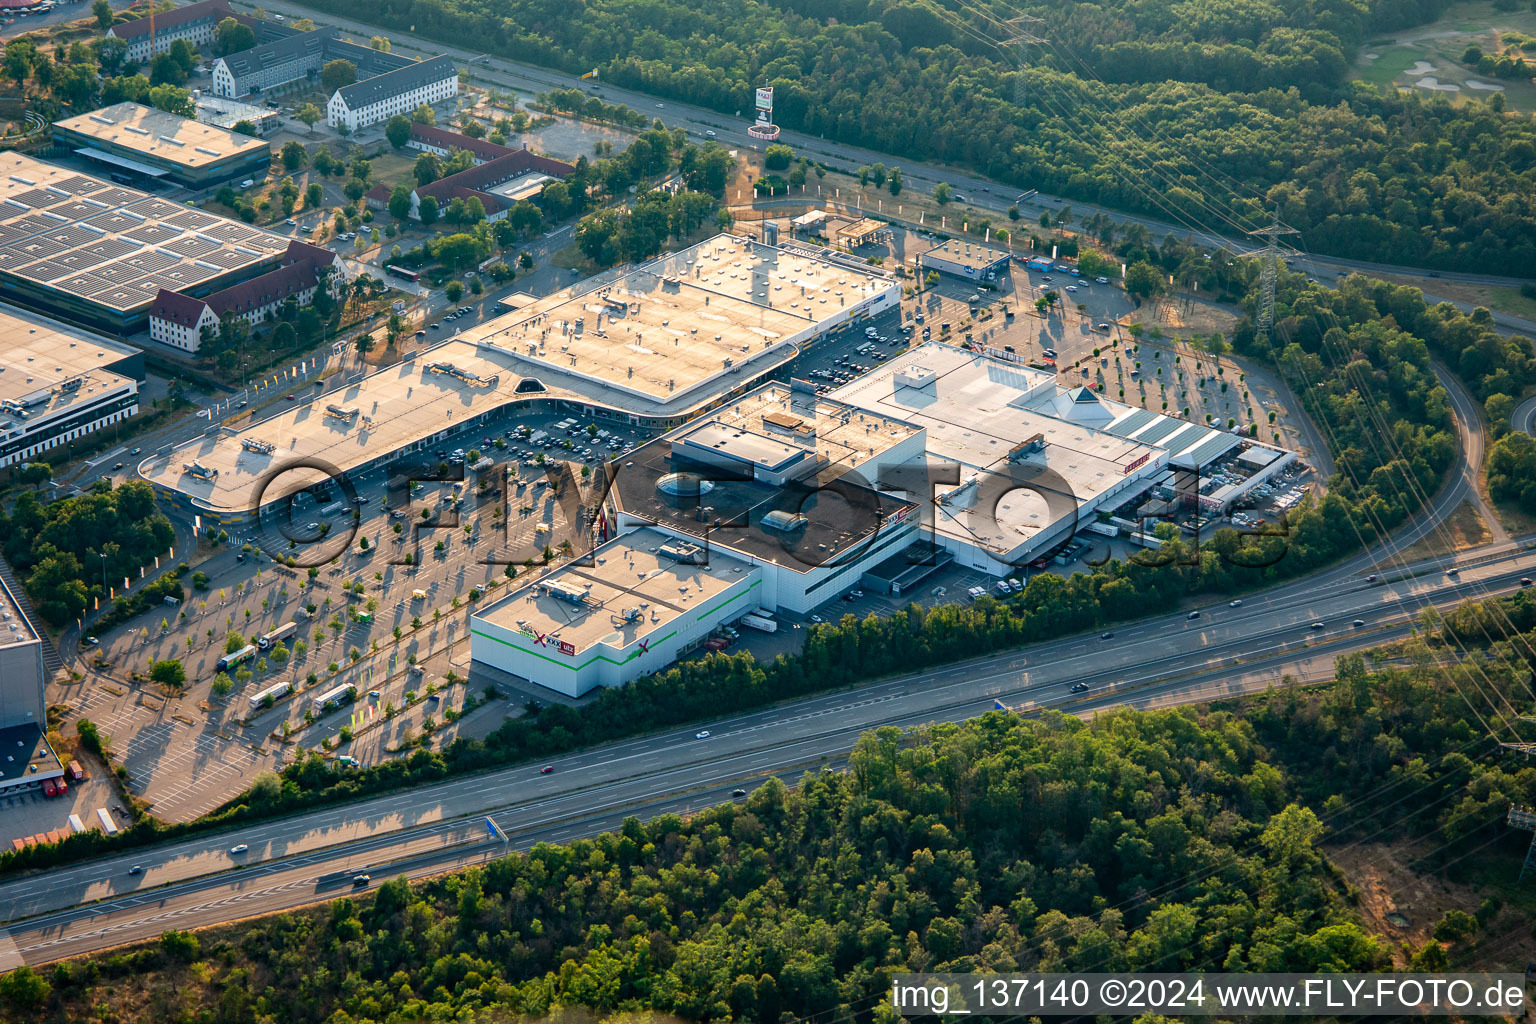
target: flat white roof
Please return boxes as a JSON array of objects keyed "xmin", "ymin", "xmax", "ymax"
[
  {"xmin": 53, "ymin": 102, "xmax": 270, "ymax": 169},
  {"xmin": 0, "ymin": 305, "xmax": 137, "ymax": 439},
  {"xmin": 922, "ymin": 237, "xmax": 1011, "ymax": 269},
  {"xmin": 150, "ymin": 235, "xmax": 898, "ymax": 514},
  {"xmin": 473, "ymin": 526, "xmax": 755, "ymax": 654},
  {"xmin": 831, "ymin": 344, "xmax": 1165, "ymax": 558},
  {"xmin": 469, "ymin": 233, "xmax": 894, "ymax": 405}
]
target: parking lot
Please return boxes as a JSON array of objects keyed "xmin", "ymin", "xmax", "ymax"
[
  {"xmin": 68, "ymin": 402, "xmax": 656, "ymax": 821},
  {"xmin": 0, "ymin": 762, "xmax": 123, "ymax": 851}
]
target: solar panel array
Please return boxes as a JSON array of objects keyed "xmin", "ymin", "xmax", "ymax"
[{"xmin": 0, "ymin": 155, "xmax": 289, "ymax": 314}]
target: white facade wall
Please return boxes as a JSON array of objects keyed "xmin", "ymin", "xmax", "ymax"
[
  {"xmin": 328, "ymin": 75, "xmax": 458, "ymax": 132},
  {"xmin": 150, "ymin": 305, "xmax": 218, "ymax": 352},
  {"xmin": 0, "ymin": 390, "xmax": 140, "ymax": 470},
  {"xmin": 115, "ymin": 19, "xmax": 220, "ymax": 63},
  {"xmin": 469, "ymin": 567, "xmax": 763, "ymax": 697}
]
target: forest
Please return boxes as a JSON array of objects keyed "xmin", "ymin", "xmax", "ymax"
[
  {"xmin": 282, "ymin": 0, "xmax": 1536, "ymax": 272},
  {"xmin": 11, "ymin": 586, "xmax": 1536, "ymax": 1022},
  {"xmin": 0, "ymin": 480, "xmax": 176, "ymax": 627}
]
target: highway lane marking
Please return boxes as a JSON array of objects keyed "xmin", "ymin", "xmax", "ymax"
[{"xmin": 26, "ymin": 549, "xmax": 1530, "ymax": 920}]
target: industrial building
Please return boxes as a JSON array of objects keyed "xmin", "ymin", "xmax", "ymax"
[
  {"xmin": 827, "ymin": 343, "xmax": 1294, "ymax": 573},
  {"xmin": 105, "ymin": 0, "xmax": 235, "ymax": 63},
  {"xmin": 917, "ymin": 238, "xmax": 1012, "ymax": 282},
  {"xmin": 146, "ymin": 235, "xmax": 899, "ymax": 521},
  {"xmin": 326, "ymin": 55, "xmax": 459, "ymax": 132},
  {"xmin": 51, "ymin": 102, "xmax": 272, "ymax": 190},
  {"xmin": 472, "ymin": 382, "xmax": 925, "ymax": 695},
  {"xmin": 0, "ymin": 306, "xmax": 143, "ymax": 469},
  {"xmin": 0, "ymin": 153, "xmax": 291, "ymax": 331},
  {"xmin": 470, "ymin": 527, "xmax": 762, "ymax": 697},
  {"xmin": 0, "ymin": 572, "xmax": 61, "ymax": 797}
]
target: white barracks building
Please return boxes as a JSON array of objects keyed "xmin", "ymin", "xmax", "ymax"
[{"xmin": 327, "ymin": 56, "xmax": 459, "ymax": 132}]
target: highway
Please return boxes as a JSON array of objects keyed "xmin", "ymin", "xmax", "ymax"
[
  {"xmin": 232, "ymin": 0, "xmax": 1536, "ymax": 338},
  {"xmin": 3, "ymin": 527, "xmax": 1532, "ymax": 967},
  {"xmin": 3, "ymin": 0, "xmax": 1523, "ymax": 971},
  {"xmin": 0, "ymin": 274, "xmax": 1517, "ymax": 966}
]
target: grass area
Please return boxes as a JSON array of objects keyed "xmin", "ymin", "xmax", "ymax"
[
  {"xmin": 1487, "ymin": 286, "xmax": 1536, "ymax": 320},
  {"xmin": 1358, "ymin": 270, "xmax": 1536, "ymax": 322},
  {"xmin": 1486, "ymin": 491, "xmax": 1536, "ymax": 536},
  {"xmin": 1357, "ymin": 45, "xmax": 1428, "ymax": 86},
  {"xmin": 1395, "ymin": 499, "xmax": 1492, "ymax": 562},
  {"xmin": 1350, "ymin": 1, "xmax": 1536, "ymax": 111}
]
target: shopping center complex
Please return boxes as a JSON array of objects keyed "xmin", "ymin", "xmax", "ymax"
[
  {"xmin": 143, "ymin": 234, "xmax": 901, "ymax": 521},
  {"xmin": 142, "ymin": 233, "xmax": 1295, "ymax": 697}
]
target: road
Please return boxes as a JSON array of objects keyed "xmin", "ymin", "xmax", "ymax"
[
  {"xmin": 3, "ymin": 215, "xmax": 1511, "ymax": 958},
  {"xmin": 4, "ymin": 529, "xmax": 1533, "ymax": 967},
  {"xmin": 1513, "ymin": 395, "xmax": 1536, "ymax": 437},
  {"xmin": 230, "ymin": 0, "xmax": 1536, "ymax": 337}
]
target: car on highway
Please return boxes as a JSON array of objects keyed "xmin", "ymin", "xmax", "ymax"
[
  {"xmin": 1352, "ymin": 619, "xmax": 1365, "ymax": 627},
  {"xmin": 1447, "ymin": 567, "xmax": 1459, "ymax": 576},
  {"xmin": 113, "ymin": 462, "xmax": 124, "ymax": 470},
  {"xmin": 285, "ymin": 394, "xmax": 296, "ymax": 401},
  {"xmin": 130, "ymin": 447, "xmax": 141, "ymax": 455},
  {"xmin": 706, "ymin": 130, "xmax": 717, "ymax": 137},
  {"xmin": 128, "ymin": 864, "xmax": 143, "ymax": 875},
  {"xmin": 732, "ymin": 788, "xmax": 747, "ymax": 797},
  {"xmin": 1523, "ymin": 577, "xmax": 1534, "ymax": 587},
  {"xmin": 1070, "ymin": 683, "xmax": 1090, "ymax": 693},
  {"xmin": 696, "ymin": 730, "xmax": 711, "ymax": 739},
  {"xmin": 352, "ymin": 874, "xmax": 371, "ymax": 887},
  {"xmin": 539, "ymin": 765, "xmax": 554, "ymax": 774},
  {"xmin": 1366, "ymin": 574, "xmax": 1378, "ymax": 582},
  {"xmin": 1229, "ymin": 599, "xmax": 1243, "ymax": 607},
  {"xmin": 229, "ymin": 844, "xmax": 248, "ymax": 854},
  {"xmin": 1309, "ymin": 621, "xmax": 1325, "ymax": 630},
  {"xmin": 1100, "ymin": 632, "xmax": 1114, "ymax": 640},
  {"xmin": 85, "ymin": 636, "xmax": 99, "ymax": 646},
  {"xmin": 1187, "ymin": 611, "xmax": 1201, "ymax": 620},
  {"xmin": 305, "ymin": 522, "xmax": 320, "ymax": 531}
]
